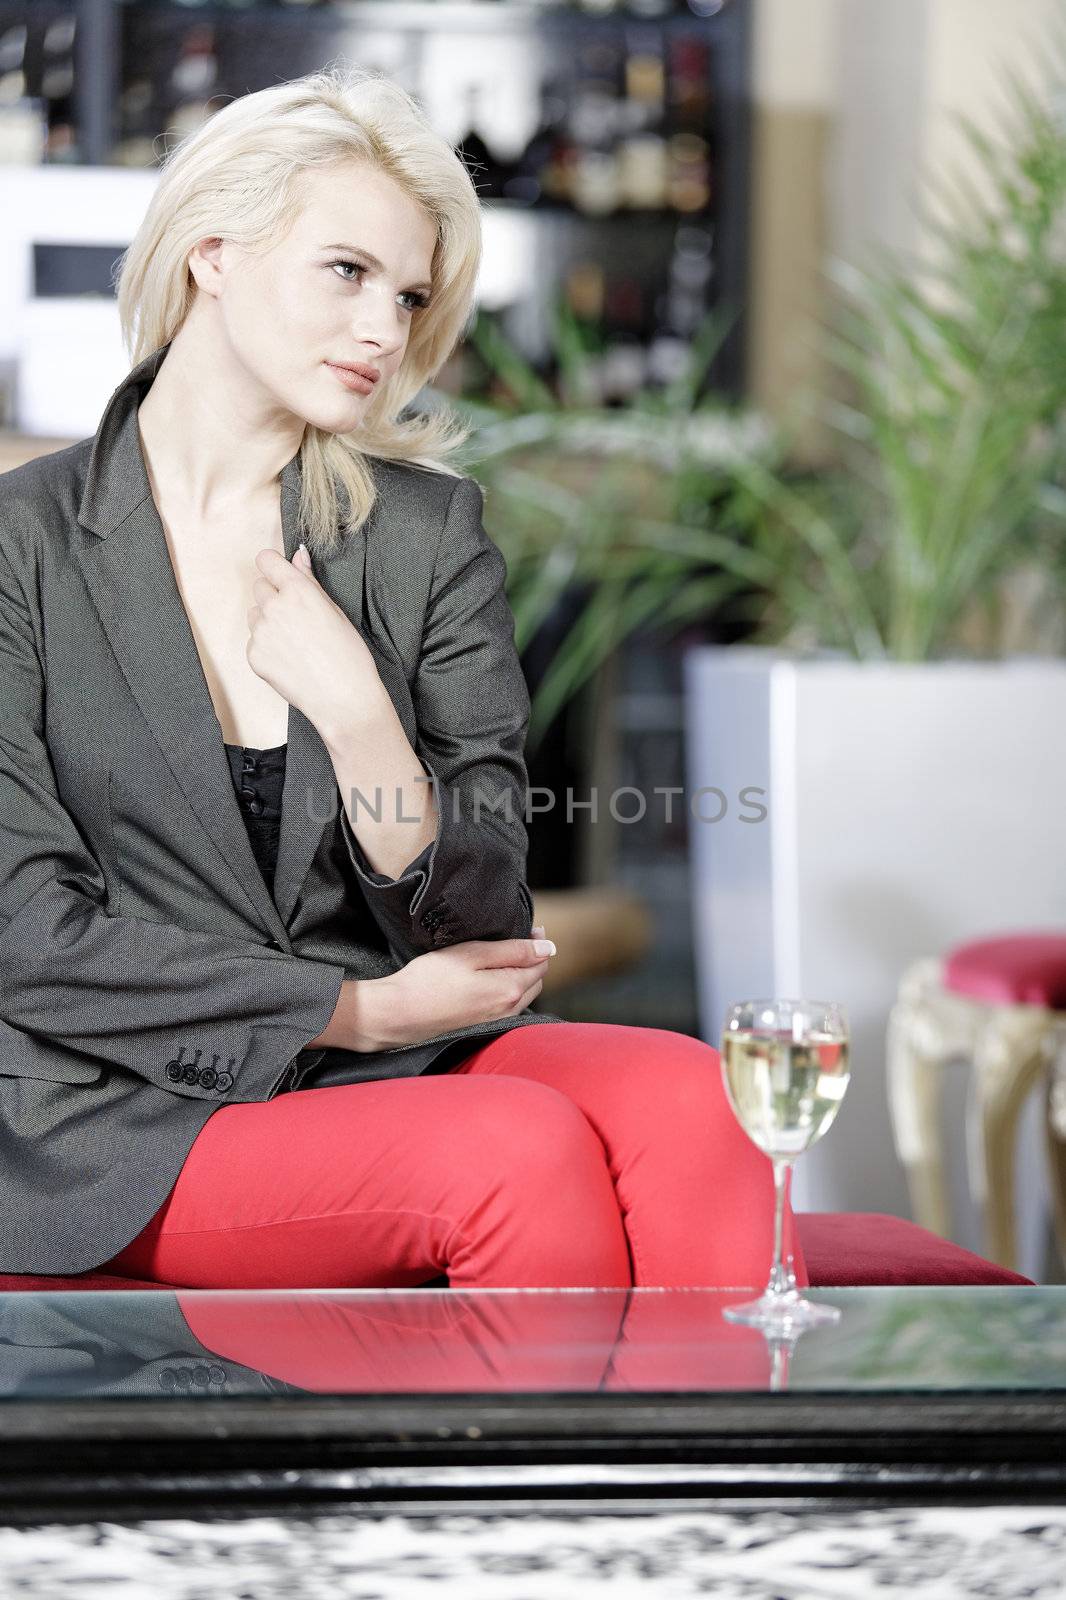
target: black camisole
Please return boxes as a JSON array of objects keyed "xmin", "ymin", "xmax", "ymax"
[
  {"xmin": 223, "ymin": 738, "xmax": 436, "ymax": 901},
  {"xmin": 223, "ymin": 741, "xmax": 286, "ymax": 898}
]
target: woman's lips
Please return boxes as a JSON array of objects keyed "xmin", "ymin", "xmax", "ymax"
[{"xmin": 325, "ymin": 362, "xmax": 376, "ymax": 394}]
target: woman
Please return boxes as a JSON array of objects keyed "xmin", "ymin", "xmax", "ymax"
[{"xmin": 0, "ymin": 66, "xmax": 807, "ymax": 1293}]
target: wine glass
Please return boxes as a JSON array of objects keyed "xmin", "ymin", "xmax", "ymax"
[{"xmin": 719, "ymin": 997, "xmax": 851, "ymax": 1330}]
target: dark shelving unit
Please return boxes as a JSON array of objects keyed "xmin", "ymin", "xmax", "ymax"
[{"xmin": 3, "ymin": 0, "xmax": 752, "ymax": 398}]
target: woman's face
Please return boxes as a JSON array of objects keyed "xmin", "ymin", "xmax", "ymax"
[{"xmin": 205, "ymin": 160, "xmax": 439, "ymax": 432}]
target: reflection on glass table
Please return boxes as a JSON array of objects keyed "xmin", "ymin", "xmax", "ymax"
[{"xmin": 2, "ymin": 1286, "xmax": 1066, "ymax": 1401}]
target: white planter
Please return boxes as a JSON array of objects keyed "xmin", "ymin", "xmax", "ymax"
[{"xmin": 682, "ymin": 646, "xmax": 1066, "ymax": 1276}]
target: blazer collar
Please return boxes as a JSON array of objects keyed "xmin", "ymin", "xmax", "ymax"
[{"xmin": 73, "ymin": 341, "xmax": 367, "ymax": 944}]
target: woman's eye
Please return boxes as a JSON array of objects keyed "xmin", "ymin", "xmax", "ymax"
[
  {"xmin": 331, "ymin": 260, "xmax": 364, "ymax": 283},
  {"xmin": 329, "ymin": 259, "xmax": 429, "ymax": 311}
]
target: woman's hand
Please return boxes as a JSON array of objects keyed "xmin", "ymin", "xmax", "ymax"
[
  {"xmin": 246, "ymin": 543, "xmax": 388, "ymax": 740},
  {"xmin": 357, "ymin": 926, "xmax": 556, "ymax": 1052}
]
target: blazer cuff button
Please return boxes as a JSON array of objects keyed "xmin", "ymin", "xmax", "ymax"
[{"xmin": 215, "ymin": 1071, "xmax": 234, "ymax": 1092}]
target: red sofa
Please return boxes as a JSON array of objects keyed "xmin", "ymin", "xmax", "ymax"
[{"xmin": 0, "ymin": 1212, "xmax": 1035, "ymax": 1290}]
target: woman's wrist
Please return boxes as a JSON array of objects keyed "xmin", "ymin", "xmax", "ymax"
[{"xmin": 305, "ymin": 977, "xmax": 393, "ymax": 1054}]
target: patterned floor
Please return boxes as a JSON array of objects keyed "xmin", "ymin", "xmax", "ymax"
[{"xmin": 1, "ymin": 1505, "xmax": 1065, "ymax": 1597}]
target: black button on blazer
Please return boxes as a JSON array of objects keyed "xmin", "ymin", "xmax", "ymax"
[{"xmin": 0, "ymin": 342, "xmax": 564, "ymax": 1276}]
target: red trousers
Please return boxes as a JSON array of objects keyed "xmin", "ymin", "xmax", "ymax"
[{"xmin": 101, "ymin": 1021, "xmax": 809, "ymax": 1293}]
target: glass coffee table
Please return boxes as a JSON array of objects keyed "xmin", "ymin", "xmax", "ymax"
[{"xmin": 2, "ymin": 1284, "xmax": 1065, "ymax": 1520}]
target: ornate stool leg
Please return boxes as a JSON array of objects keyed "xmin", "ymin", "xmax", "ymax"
[
  {"xmin": 1043, "ymin": 1017, "xmax": 1066, "ymax": 1276},
  {"xmin": 886, "ymin": 958, "xmax": 962, "ymax": 1239},
  {"xmin": 967, "ymin": 1005, "xmax": 1054, "ymax": 1273}
]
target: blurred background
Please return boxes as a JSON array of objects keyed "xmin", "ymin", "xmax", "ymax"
[{"xmin": 2, "ymin": 0, "xmax": 1065, "ymax": 1281}]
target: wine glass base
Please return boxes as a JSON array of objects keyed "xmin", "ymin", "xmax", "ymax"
[{"xmin": 723, "ymin": 1290, "xmax": 842, "ymax": 1330}]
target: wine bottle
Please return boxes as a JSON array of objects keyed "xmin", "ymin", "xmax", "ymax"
[
  {"xmin": 41, "ymin": 12, "xmax": 77, "ymax": 163},
  {"xmin": 455, "ymin": 83, "xmax": 508, "ymax": 201},
  {"xmin": 618, "ymin": 38, "xmax": 669, "ymax": 210},
  {"xmin": 569, "ymin": 36, "xmax": 624, "ymax": 216},
  {"xmin": 503, "ymin": 75, "xmax": 569, "ymax": 207}
]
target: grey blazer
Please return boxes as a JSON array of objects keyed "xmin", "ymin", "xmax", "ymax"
[{"xmin": 0, "ymin": 344, "xmax": 564, "ymax": 1276}]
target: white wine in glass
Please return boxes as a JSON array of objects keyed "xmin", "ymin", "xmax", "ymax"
[{"xmin": 720, "ymin": 998, "xmax": 850, "ymax": 1330}]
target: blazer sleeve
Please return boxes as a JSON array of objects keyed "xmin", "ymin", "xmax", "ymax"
[
  {"xmin": 340, "ymin": 475, "xmax": 536, "ymax": 962},
  {"xmin": 0, "ymin": 533, "xmax": 346, "ymax": 1104}
]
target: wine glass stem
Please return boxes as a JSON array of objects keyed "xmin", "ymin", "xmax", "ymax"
[{"xmin": 768, "ymin": 1157, "xmax": 797, "ymax": 1297}]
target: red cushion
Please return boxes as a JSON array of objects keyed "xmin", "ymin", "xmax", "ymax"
[
  {"xmin": 797, "ymin": 1212, "xmax": 1034, "ymax": 1286},
  {"xmin": 0, "ymin": 1270, "xmax": 172, "ymax": 1291},
  {"xmin": 943, "ymin": 932, "xmax": 1066, "ymax": 1007},
  {"xmin": 0, "ymin": 1213, "xmax": 1034, "ymax": 1291}
]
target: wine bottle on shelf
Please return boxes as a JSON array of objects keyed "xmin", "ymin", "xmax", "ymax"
[
  {"xmin": 668, "ymin": 33, "xmax": 713, "ymax": 135},
  {"xmin": 618, "ymin": 38, "xmax": 669, "ymax": 210},
  {"xmin": 665, "ymin": 220, "xmax": 714, "ymax": 337},
  {"xmin": 543, "ymin": 75, "xmax": 580, "ymax": 205},
  {"xmin": 0, "ymin": 22, "xmax": 46, "ymax": 166},
  {"xmin": 667, "ymin": 131, "xmax": 712, "ymax": 213},
  {"xmin": 600, "ymin": 276, "xmax": 650, "ymax": 402},
  {"xmin": 666, "ymin": 33, "xmax": 714, "ymax": 211},
  {"xmin": 561, "ymin": 259, "xmax": 608, "ymax": 404},
  {"xmin": 646, "ymin": 312, "xmax": 690, "ymax": 387},
  {"xmin": 41, "ymin": 12, "xmax": 77, "ymax": 163},
  {"xmin": 502, "ymin": 75, "xmax": 570, "ymax": 207},
  {"xmin": 168, "ymin": 23, "xmax": 220, "ymax": 142},
  {"xmin": 114, "ymin": 71, "xmax": 156, "ymax": 167},
  {"xmin": 600, "ymin": 337, "xmax": 649, "ymax": 404},
  {"xmin": 646, "ymin": 230, "xmax": 700, "ymax": 388},
  {"xmin": 568, "ymin": 36, "xmax": 624, "ymax": 216},
  {"xmin": 455, "ymin": 83, "xmax": 508, "ymax": 202},
  {"xmin": 605, "ymin": 273, "xmax": 646, "ymax": 336}
]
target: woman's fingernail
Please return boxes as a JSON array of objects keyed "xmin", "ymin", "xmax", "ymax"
[{"xmin": 532, "ymin": 939, "xmax": 556, "ymax": 956}]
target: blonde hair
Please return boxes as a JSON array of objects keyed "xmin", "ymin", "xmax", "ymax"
[{"xmin": 114, "ymin": 64, "xmax": 483, "ymax": 554}]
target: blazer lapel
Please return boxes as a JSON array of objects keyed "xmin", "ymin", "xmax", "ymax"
[
  {"xmin": 275, "ymin": 480, "xmax": 419, "ymax": 926},
  {"xmin": 73, "ymin": 342, "xmax": 372, "ymax": 945}
]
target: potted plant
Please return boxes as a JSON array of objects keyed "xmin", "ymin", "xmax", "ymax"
[
  {"xmin": 454, "ymin": 299, "xmax": 782, "ymax": 756},
  {"xmin": 683, "ymin": 44, "xmax": 1066, "ymax": 1232}
]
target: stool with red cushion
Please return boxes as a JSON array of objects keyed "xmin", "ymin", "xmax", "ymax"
[
  {"xmin": 887, "ymin": 931, "xmax": 1066, "ymax": 1277},
  {"xmin": 0, "ymin": 1212, "xmax": 1035, "ymax": 1291},
  {"xmin": 944, "ymin": 934, "xmax": 1066, "ymax": 1009}
]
